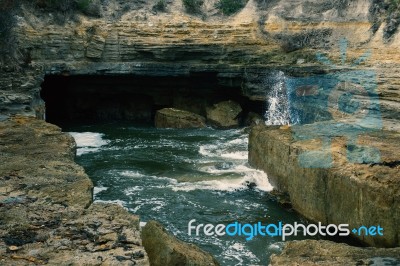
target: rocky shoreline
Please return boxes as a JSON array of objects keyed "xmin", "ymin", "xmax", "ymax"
[
  {"xmin": 0, "ymin": 117, "xmax": 218, "ymax": 265},
  {"xmin": 0, "ymin": 116, "xmax": 149, "ymax": 265}
]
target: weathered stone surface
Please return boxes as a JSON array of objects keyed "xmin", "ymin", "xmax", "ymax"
[
  {"xmin": 155, "ymin": 108, "xmax": 206, "ymax": 128},
  {"xmin": 142, "ymin": 220, "xmax": 219, "ymax": 266},
  {"xmin": 0, "ymin": 117, "xmax": 149, "ymax": 265},
  {"xmin": 206, "ymin": 100, "xmax": 242, "ymax": 129},
  {"xmin": 86, "ymin": 35, "xmax": 106, "ymax": 59},
  {"xmin": 270, "ymin": 240, "xmax": 400, "ymax": 266},
  {"xmin": 0, "ymin": 69, "xmax": 45, "ymax": 120},
  {"xmin": 0, "ymin": 1, "xmax": 399, "ymax": 124},
  {"xmin": 0, "ymin": 117, "xmax": 92, "ymax": 207},
  {"xmin": 249, "ymin": 123, "xmax": 400, "ymax": 247}
]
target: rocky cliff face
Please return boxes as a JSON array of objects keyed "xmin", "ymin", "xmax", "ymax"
[
  {"xmin": 249, "ymin": 124, "xmax": 400, "ymax": 247},
  {"xmin": 0, "ymin": 0, "xmax": 399, "ymax": 124}
]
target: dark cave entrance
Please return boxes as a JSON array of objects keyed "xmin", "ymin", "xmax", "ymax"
[{"xmin": 40, "ymin": 73, "xmax": 265, "ymax": 127}]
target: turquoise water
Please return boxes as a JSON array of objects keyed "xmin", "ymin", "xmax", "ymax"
[{"xmin": 66, "ymin": 122, "xmax": 313, "ymax": 265}]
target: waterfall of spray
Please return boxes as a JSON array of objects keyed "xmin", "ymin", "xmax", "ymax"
[{"xmin": 264, "ymin": 71, "xmax": 292, "ymax": 126}]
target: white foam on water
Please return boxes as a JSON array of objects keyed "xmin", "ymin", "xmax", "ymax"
[
  {"xmin": 94, "ymin": 199, "xmax": 126, "ymax": 208},
  {"xmin": 139, "ymin": 221, "xmax": 147, "ymax": 227},
  {"xmin": 124, "ymin": 186, "xmax": 144, "ymax": 196},
  {"xmin": 171, "ymin": 179, "xmax": 245, "ymax": 192},
  {"xmin": 120, "ymin": 170, "xmax": 178, "ymax": 184},
  {"xmin": 133, "ymin": 144, "xmax": 148, "ymax": 149},
  {"xmin": 130, "ymin": 197, "xmax": 168, "ymax": 213},
  {"xmin": 170, "ymin": 168, "xmax": 272, "ymax": 192},
  {"xmin": 93, "ymin": 186, "xmax": 108, "ymax": 197},
  {"xmin": 221, "ymin": 151, "xmax": 248, "ymax": 160},
  {"xmin": 227, "ymin": 138, "xmax": 247, "ymax": 145},
  {"xmin": 120, "ymin": 170, "xmax": 146, "ymax": 178},
  {"xmin": 221, "ymin": 242, "xmax": 259, "ymax": 265},
  {"xmin": 68, "ymin": 132, "xmax": 108, "ymax": 156},
  {"xmin": 268, "ymin": 242, "xmax": 285, "ymax": 253},
  {"xmin": 194, "ymin": 133, "xmax": 272, "ymax": 192},
  {"xmin": 199, "ymin": 144, "xmax": 217, "ymax": 157},
  {"xmin": 199, "ymin": 134, "xmax": 248, "ymax": 161},
  {"xmin": 243, "ymin": 169, "xmax": 273, "ymax": 192}
]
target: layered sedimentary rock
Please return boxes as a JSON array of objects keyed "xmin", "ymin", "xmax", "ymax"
[
  {"xmin": 0, "ymin": 0, "xmax": 398, "ymax": 125},
  {"xmin": 0, "ymin": 117, "xmax": 149, "ymax": 265},
  {"xmin": 249, "ymin": 124, "xmax": 400, "ymax": 247}
]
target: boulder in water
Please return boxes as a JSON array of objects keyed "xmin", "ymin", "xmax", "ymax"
[
  {"xmin": 206, "ymin": 100, "xmax": 242, "ymax": 129},
  {"xmin": 142, "ymin": 220, "xmax": 219, "ymax": 266},
  {"xmin": 155, "ymin": 108, "xmax": 206, "ymax": 129},
  {"xmin": 245, "ymin": 112, "xmax": 264, "ymax": 126}
]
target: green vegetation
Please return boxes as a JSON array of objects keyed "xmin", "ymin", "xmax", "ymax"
[
  {"xmin": 77, "ymin": 0, "xmax": 101, "ymax": 17},
  {"xmin": 182, "ymin": 0, "xmax": 203, "ymax": 14},
  {"xmin": 35, "ymin": 0, "xmax": 74, "ymax": 12},
  {"xmin": 215, "ymin": 0, "xmax": 247, "ymax": 15},
  {"xmin": 371, "ymin": 0, "xmax": 400, "ymax": 39},
  {"xmin": 153, "ymin": 0, "xmax": 167, "ymax": 12},
  {"xmin": 34, "ymin": 0, "xmax": 101, "ymax": 17},
  {"xmin": 388, "ymin": 0, "xmax": 400, "ymax": 13},
  {"xmin": 0, "ymin": 0, "xmax": 102, "ymax": 67},
  {"xmin": 76, "ymin": 0, "xmax": 91, "ymax": 11}
]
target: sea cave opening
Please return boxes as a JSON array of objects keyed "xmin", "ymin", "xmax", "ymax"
[{"xmin": 40, "ymin": 73, "xmax": 265, "ymax": 127}]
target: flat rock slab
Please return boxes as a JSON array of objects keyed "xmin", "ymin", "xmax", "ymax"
[
  {"xmin": 270, "ymin": 240, "xmax": 400, "ymax": 265},
  {"xmin": 0, "ymin": 117, "xmax": 149, "ymax": 265}
]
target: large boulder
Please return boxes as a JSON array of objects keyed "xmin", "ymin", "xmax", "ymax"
[
  {"xmin": 142, "ymin": 220, "xmax": 219, "ymax": 266},
  {"xmin": 206, "ymin": 100, "xmax": 242, "ymax": 129},
  {"xmin": 155, "ymin": 108, "xmax": 206, "ymax": 128}
]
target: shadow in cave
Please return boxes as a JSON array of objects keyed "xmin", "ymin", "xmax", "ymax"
[{"xmin": 40, "ymin": 73, "xmax": 265, "ymax": 128}]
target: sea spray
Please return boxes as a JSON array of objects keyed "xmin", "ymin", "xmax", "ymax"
[{"xmin": 264, "ymin": 71, "xmax": 299, "ymax": 125}]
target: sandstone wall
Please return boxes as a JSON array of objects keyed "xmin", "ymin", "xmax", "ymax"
[
  {"xmin": 0, "ymin": 0, "xmax": 399, "ymax": 123},
  {"xmin": 249, "ymin": 124, "xmax": 400, "ymax": 247}
]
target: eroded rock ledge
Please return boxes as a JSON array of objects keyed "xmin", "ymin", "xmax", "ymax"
[
  {"xmin": 0, "ymin": 117, "xmax": 149, "ymax": 265},
  {"xmin": 249, "ymin": 123, "xmax": 400, "ymax": 248}
]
